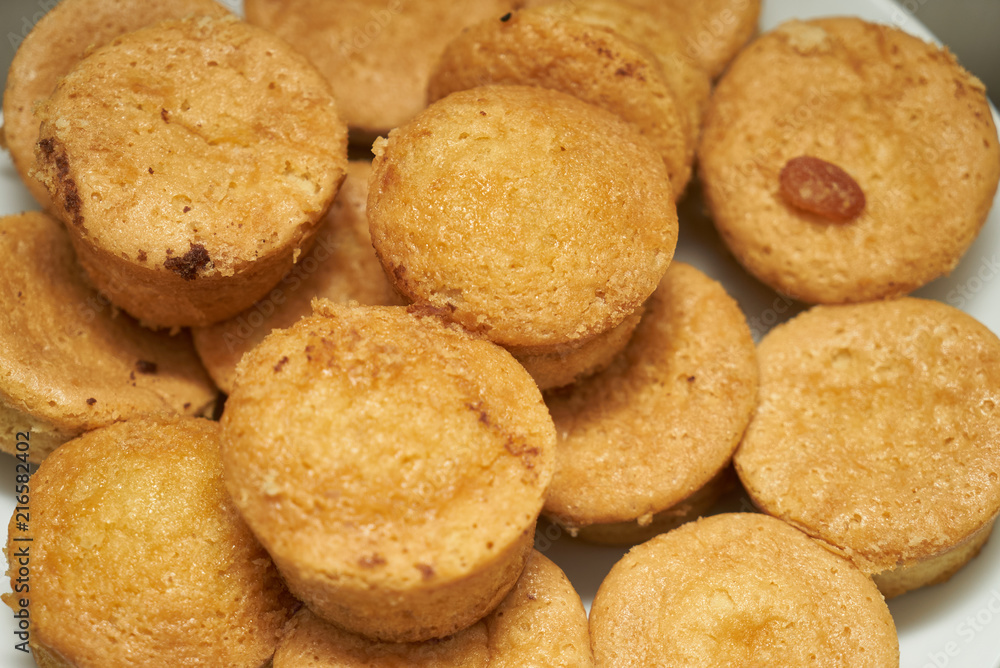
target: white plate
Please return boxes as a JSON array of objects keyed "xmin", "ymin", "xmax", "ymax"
[{"xmin": 1, "ymin": 1, "xmax": 998, "ymax": 666}]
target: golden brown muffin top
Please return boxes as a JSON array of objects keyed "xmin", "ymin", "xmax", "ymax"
[
  {"xmin": 590, "ymin": 513, "xmax": 899, "ymax": 667},
  {"xmin": 220, "ymin": 301, "xmax": 555, "ymax": 591},
  {"xmin": 368, "ymin": 85, "xmax": 677, "ymax": 350},
  {"xmin": 541, "ymin": 0, "xmax": 712, "ymax": 149},
  {"xmin": 620, "ymin": 0, "xmax": 761, "ymax": 77},
  {"xmin": 192, "ymin": 160, "xmax": 404, "ymax": 393},
  {"xmin": 698, "ymin": 17, "xmax": 1000, "ymax": 304},
  {"xmin": 273, "ymin": 551, "xmax": 593, "ymax": 667},
  {"xmin": 545, "ymin": 262, "xmax": 758, "ymax": 528},
  {"xmin": 245, "ymin": 0, "xmax": 515, "ymax": 136},
  {"xmin": 9, "ymin": 416, "xmax": 296, "ymax": 668},
  {"xmin": 0, "ymin": 211, "xmax": 216, "ymax": 458},
  {"xmin": 428, "ymin": 6, "xmax": 696, "ymax": 195},
  {"xmin": 33, "ymin": 15, "xmax": 347, "ymax": 282},
  {"xmin": 735, "ymin": 298, "xmax": 1000, "ymax": 573},
  {"xmin": 1, "ymin": 0, "xmax": 230, "ymax": 209}
]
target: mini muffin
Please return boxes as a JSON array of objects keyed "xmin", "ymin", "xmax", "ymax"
[
  {"xmin": 33, "ymin": 15, "xmax": 348, "ymax": 327},
  {"xmin": 220, "ymin": 302, "xmax": 556, "ymax": 642},
  {"xmin": 547, "ymin": 0, "xmax": 713, "ymax": 153},
  {"xmin": 245, "ymin": 0, "xmax": 515, "ymax": 138},
  {"xmin": 590, "ymin": 513, "xmax": 899, "ymax": 667},
  {"xmin": 698, "ymin": 18, "xmax": 1000, "ymax": 304},
  {"xmin": 4, "ymin": 416, "xmax": 297, "ymax": 668},
  {"xmin": 544, "ymin": 263, "xmax": 758, "ymax": 544},
  {"xmin": 0, "ymin": 211, "xmax": 216, "ymax": 462},
  {"xmin": 368, "ymin": 85, "xmax": 677, "ymax": 358},
  {"xmin": 428, "ymin": 2, "xmax": 705, "ymax": 195},
  {"xmin": 273, "ymin": 551, "xmax": 593, "ymax": 667},
  {"xmin": 621, "ymin": 0, "xmax": 761, "ymax": 77},
  {"xmin": 192, "ymin": 161, "xmax": 403, "ymax": 393},
  {"xmin": 735, "ymin": 298, "xmax": 1000, "ymax": 597},
  {"xmin": 514, "ymin": 305, "xmax": 643, "ymax": 391},
  {"xmin": 1, "ymin": 0, "xmax": 230, "ymax": 210}
]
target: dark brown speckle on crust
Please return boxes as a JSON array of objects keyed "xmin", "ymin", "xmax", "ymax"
[
  {"xmin": 164, "ymin": 242, "xmax": 211, "ymax": 280},
  {"xmin": 358, "ymin": 554, "xmax": 387, "ymax": 568},
  {"xmin": 42, "ymin": 138, "xmax": 85, "ymax": 227},
  {"xmin": 135, "ymin": 360, "xmax": 159, "ymax": 374},
  {"xmin": 86, "ymin": 398, "xmax": 97, "ymax": 406},
  {"xmin": 416, "ymin": 563, "xmax": 435, "ymax": 580}
]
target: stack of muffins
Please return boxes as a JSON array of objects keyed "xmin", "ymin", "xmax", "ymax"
[{"xmin": 1, "ymin": 0, "xmax": 998, "ymax": 666}]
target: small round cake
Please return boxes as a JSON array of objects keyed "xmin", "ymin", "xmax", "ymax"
[
  {"xmin": 735, "ymin": 298, "xmax": 1000, "ymax": 597},
  {"xmin": 620, "ymin": 0, "xmax": 761, "ymax": 77},
  {"xmin": 513, "ymin": 305, "xmax": 644, "ymax": 391},
  {"xmin": 544, "ymin": 263, "xmax": 758, "ymax": 544},
  {"xmin": 7, "ymin": 416, "xmax": 297, "ymax": 668},
  {"xmin": 698, "ymin": 17, "xmax": 1000, "ymax": 304},
  {"xmin": 192, "ymin": 160, "xmax": 404, "ymax": 393},
  {"xmin": 0, "ymin": 211, "xmax": 216, "ymax": 462},
  {"xmin": 220, "ymin": 302, "xmax": 556, "ymax": 642},
  {"xmin": 245, "ymin": 0, "xmax": 515, "ymax": 138},
  {"xmin": 428, "ymin": 3, "xmax": 702, "ymax": 195},
  {"xmin": 590, "ymin": 513, "xmax": 899, "ymax": 667},
  {"xmin": 368, "ymin": 84, "xmax": 677, "ymax": 356},
  {"xmin": 272, "ymin": 551, "xmax": 593, "ymax": 667},
  {"xmin": 1, "ymin": 0, "xmax": 230, "ymax": 209},
  {"xmin": 33, "ymin": 15, "xmax": 348, "ymax": 327}
]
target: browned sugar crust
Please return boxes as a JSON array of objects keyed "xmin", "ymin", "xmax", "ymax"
[
  {"xmin": 698, "ymin": 17, "xmax": 1000, "ymax": 304},
  {"xmin": 5, "ymin": 416, "xmax": 296, "ymax": 668},
  {"xmin": 272, "ymin": 551, "xmax": 594, "ymax": 667},
  {"xmin": 735, "ymin": 298, "xmax": 1000, "ymax": 576},
  {"xmin": 368, "ymin": 84, "xmax": 677, "ymax": 350},
  {"xmin": 428, "ymin": 4, "xmax": 700, "ymax": 195},
  {"xmin": 220, "ymin": 302, "xmax": 556, "ymax": 642},
  {"xmin": 511, "ymin": 304, "xmax": 644, "ymax": 391},
  {"xmin": 590, "ymin": 513, "xmax": 898, "ymax": 667},
  {"xmin": 1, "ymin": 0, "xmax": 230, "ymax": 209},
  {"xmin": 245, "ymin": 0, "xmax": 516, "ymax": 136},
  {"xmin": 192, "ymin": 160, "xmax": 404, "ymax": 393},
  {"xmin": 0, "ymin": 211, "xmax": 216, "ymax": 462},
  {"xmin": 544, "ymin": 263, "xmax": 758, "ymax": 537},
  {"xmin": 33, "ymin": 15, "xmax": 348, "ymax": 327},
  {"xmin": 616, "ymin": 0, "xmax": 761, "ymax": 77}
]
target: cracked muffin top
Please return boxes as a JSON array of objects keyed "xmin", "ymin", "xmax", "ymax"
[
  {"xmin": 33, "ymin": 14, "xmax": 347, "ymax": 327},
  {"xmin": 368, "ymin": 84, "xmax": 677, "ymax": 351}
]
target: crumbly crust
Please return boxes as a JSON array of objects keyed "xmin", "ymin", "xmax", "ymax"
[
  {"xmin": 699, "ymin": 17, "xmax": 1000, "ymax": 303},
  {"xmin": 272, "ymin": 551, "xmax": 593, "ymax": 667},
  {"xmin": 0, "ymin": 212, "xmax": 216, "ymax": 462},
  {"xmin": 590, "ymin": 513, "xmax": 898, "ymax": 667},
  {"xmin": 544, "ymin": 263, "xmax": 758, "ymax": 534},
  {"xmin": 735, "ymin": 298, "xmax": 1000, "ymax": 574},
  {"xmin": 511, "ymin": 305, "xmax": 643, "ymax": 391},
  {"xmin": 6, "ymin": 417, "xmax": 296, "ymax": 667},
  {"xmin": 33, "ymin": 15, "xmax": 348, "ymax": 327},
  {"xmin": 428, "ymin": 6, "xmax": 697, "ymax": 194},
  {"xmin": 1, "ymin": 0, "xmax": 230, "ymax": 209},
  {"xmin": 220, "ymin": 302, "xmax": 556, "ymax": 642},
  {"xmin": 245, "ymin": 0, "xmax": 515, "ymax": 136},
  {"xmin": 368, "ymin": 84, "xmax": 677, "ymax": 350},
  {"xmin": 192, "ymin": 161, "xmax": 403, "ymax": 393},
  {"xmin": 617, "ymin": 0, "xmax": 761, "ymax": 77}
]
